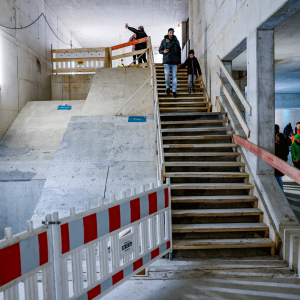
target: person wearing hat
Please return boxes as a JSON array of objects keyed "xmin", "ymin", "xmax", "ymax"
[
  {"xmin": 118, "ymin": 59, "xmax": 125, "ymax": 67},
  {"xmin": 158, "ymin": 28, "xmax": 181, "ymax": 98},
  {"xmin": 125, "ymin": 24, "xmax": 148, "ymax": 63}
]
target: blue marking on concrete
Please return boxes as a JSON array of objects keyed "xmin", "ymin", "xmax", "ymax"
[
  {"xmin": 128, "ymin": 116, "xmax": 146, "ymax": 122},
  {"xmin": 57, "ymin": 105, "xmax": 72, "ymax": 110}
]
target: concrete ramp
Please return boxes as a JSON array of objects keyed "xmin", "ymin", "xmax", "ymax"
[
  {"xmin": 32, "ymin": 115, "xmax": 156, "ymax": 226},
  {"xmin": 82, "ymin": 68, "xmax": 153, "ymax": 116}
]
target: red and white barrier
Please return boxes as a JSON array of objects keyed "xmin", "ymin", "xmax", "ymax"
[
  {"xmin": 0, "ymin": 217, "xmax": 56, "ymax": 300},
  {"xmin": 52, "ymin": 180, "xmax": 172, "ymax": 300}
]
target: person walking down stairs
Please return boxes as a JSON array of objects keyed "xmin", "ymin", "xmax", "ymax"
[
  {"xmin": 159, "ymin": 28, "xmax": 181, "ymax": 98},
  {"xmin": 181, "ymin": 49, "xmax": 202, "ymax": 93}
]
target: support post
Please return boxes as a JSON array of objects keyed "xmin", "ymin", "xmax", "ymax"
[{"xmin": 247, "ymin": 30, "xmax": 275, "ymax": 175}]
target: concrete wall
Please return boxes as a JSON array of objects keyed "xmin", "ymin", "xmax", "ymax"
[
  {"xmin": 275, "ymin": 94, "xmax": 300, "ymax": 109},
  {"xmin": 0, "ymin": 0, "xmax": 82, "ymax": 140},
  {"xmin": 51, "ymin": 74, "xmax": 94, "ymax": 100},
  {"xmin": 275, "ymin": 109, "xmax": 300, "ymax": 132}
]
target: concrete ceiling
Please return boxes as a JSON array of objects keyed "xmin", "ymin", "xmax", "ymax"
[
  {"xmin": 45, "ymin": 0, "xmax": 189, "ymax": 50},
  {"xmin": 232, "ymin": 9, "xmax": 300, "ymax": 93}
]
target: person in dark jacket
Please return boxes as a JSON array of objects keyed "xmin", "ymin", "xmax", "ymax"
[
  {"xmin": 158, "ymin": 28, "xmax": 181, "ymax": 98},
  {"xmin": 284, "ymin": 123, "xmax": 293, "ymax": 138},
  {"xmin": 125, "ymin": 25, "xmax": 147, "ymax": 64},
  {"xmin": 181, "ymin": 49, "xmax": 202, "ymax": 93},
  {"xmin": 275, "ymin": 133, "xmax": 290, "ymax": 190}
]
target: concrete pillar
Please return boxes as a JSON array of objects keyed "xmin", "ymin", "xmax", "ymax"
[
  {"xmin": 247, "ymin": 30, "xmax": 275, "ymax": 175},
  {"xmin": 220, "ymin": 61, "xmax": 233, "ymax": 96}
]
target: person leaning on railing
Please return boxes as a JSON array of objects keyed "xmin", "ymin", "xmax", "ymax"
[
  {"xmin": 291, "ymin": 134, "xmax": 300, "ymax": 170},
  {"xmin": 125, "ymin": 24, "xmax": 148, "ymax": 64}
]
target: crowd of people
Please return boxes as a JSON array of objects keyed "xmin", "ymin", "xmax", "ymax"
[
  {"xmin": 123, "ymin": 26, "xmax": 202, "ymax": 98},
  {"xmin": 275, "ymin": 122, "xmax": 300, "ymax": 190}
]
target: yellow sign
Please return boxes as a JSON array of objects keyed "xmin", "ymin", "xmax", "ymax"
[{"xmin": 77, "ymin": 61, "xmax": 84, "ymax": 65}]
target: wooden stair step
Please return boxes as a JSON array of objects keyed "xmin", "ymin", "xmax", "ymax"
[
  {"xmin": 161, "ymin": 120, "xmax": 229, "ymax": 125},
  {"xmin": 162, "ymin": 135, "xmax": 232, "ymax": 140},
  {"xmin": 159, "ymin": 102, "xmax": 207, "ymax": 105},
  {"xmin": 160, "ymin": 112, "xmax": 226, "ymax": 116},
  {"xmin": 159, "ymin": 97, "xmax": 206, "ymax": 100},
  {"xmin": 172, "ymin": 208, "xmax": 262, "ymax": 217},
  {"xmin": 165, "ymin": 161, "xmax": 244, "ymax": 167},
  {"xmin": 172, "ymin": 223, "xmax": 269, "ymax": 233},
  {"xmin": 171, "ymin": 183, "xmax": 253, "ymax": 190},
  {"xmin": 166, "ymin": 172, "xmax": 248, "ymax": 178},
  {"xmin": 172, "ymin": 238, "xmax": 275, "ymax": 252},
  {"xmin": 164, "ymin": 152, "xmax": 240, "ymax": 157},
  {"xmin": 162, "ymin": 127, "xmax": 231, "ymax": 132},
  {"xmin": 164, "ymin": 143, "xmax": 237, "ymax": 148},
  {"xmin": 171, "ymin": 195, "xmax": 258, "ymax": 203},
  {"xmin": 160, "ymin": 107, "xmax": 209, "ymax": 111}
]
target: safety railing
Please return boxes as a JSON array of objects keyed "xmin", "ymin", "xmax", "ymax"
[
  {"xmin": 0, "ymin": 180, "xmax": 172, "ymax": 300},
  {"xmin": 53, "ymin": 179, "xmax": 171, "ymax": 300},
  {"xmin": 52, "ymin": 38, "xmax": 150, "ymax": 74},
  {"xmin": 0, "ymin": 217, "xmax": 56, "ymax": 300},
  {"xmin": 216, "ymin": 55, "xmax": 251, "ymax": 138}
]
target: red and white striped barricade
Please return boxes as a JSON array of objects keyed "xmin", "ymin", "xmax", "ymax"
[
  {"xmin": 52, "ymin": 180, "xmax": 172, "ymax": 300},
  {"xmin": 0, "ymin": 216, "xmax": 56, "ymax": 300}
]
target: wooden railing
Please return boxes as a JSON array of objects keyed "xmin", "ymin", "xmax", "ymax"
[
  {"xmin": 233, "ymin": 134, "xmax": 300, "ymax": 185},
  {"xmin": 52, "ymin": 37, "xmax": 150, "ymax": 74},
  {"xmin": 216, "ymin": 55, "xmax": 251, "ymax": 138}
]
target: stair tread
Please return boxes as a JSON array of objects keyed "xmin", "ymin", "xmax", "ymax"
[
  {"xmin": 160, "ymin": 107, "xmax": 209, "ymax": 110},
  {"xmin": 159, "ymin": 102, "xmax": 207, "ymax": 105},
  {"xmin": 171, "ymin": 195, "xmax": 258, "ymax": 203},
  {"xmin": 171, "ymin": 183, "xmax": 253, "ymax": 189},
  {"xmin": 162, "ymin": 127, "xmax": 231, "ymax": 132},
  {"xmin": 165, "ymin": 161, "xmax": 244, "ymax": 166},
  {"xmin": 164, "ymin": 152, "xmax": 240, "ymax": 156},
  {"xmin": 166, "ymin": 172, "xmax": 248, "ymax": 177},
  {"xmin": 159, "ymin": 97, "xmax": 206, "ymax": 100},
  {"xmin": 172, "ymin": 223, "xmax": 268, "ymax": 232},
  {"xmin": 173, "ymin": 238, "xmax": 275, "ymax": 249},
  {"xmin": 161, "ymin": 120, "xmax": 228, "ymax": 124},
  {"xmin": 160, "ymin": 112, "xmax": 225, "ymax": 116},
  {"xmin": 162, "ymin": 135, "xmax": 232, "ymax": 140},
  {"xmin": 172, "ymin": 208, "xmax": 263, "ymax": 217},
  {"xmin": 164, "ymin": 143, "xmax": 237, "ymax": 148}
]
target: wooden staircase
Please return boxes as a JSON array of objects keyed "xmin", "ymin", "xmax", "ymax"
[{"xmin": 155, "ymin": 64, "xmax": 276, "ymax": 257}]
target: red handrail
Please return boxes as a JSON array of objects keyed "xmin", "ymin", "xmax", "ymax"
[
  {"xmin": 233, "ymin": 134, "xmax": 300, "ymax": 185},
  {"xmin": 111, "ymin": 37, "xmax": 148, "ymax": 51}
]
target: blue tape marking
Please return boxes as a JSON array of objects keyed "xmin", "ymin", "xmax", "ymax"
[
  {"xmin": 57, "ymin": 105, "xmax": 72, "ymax": 110},
  {"xmin": 128, "ymin": 116, "xmax": 146, "ymax": 122}
]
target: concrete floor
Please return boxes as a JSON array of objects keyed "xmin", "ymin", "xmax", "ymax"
[{"xmin": 101, "ymin": 257, "xmax": 300, "ymax": 300}]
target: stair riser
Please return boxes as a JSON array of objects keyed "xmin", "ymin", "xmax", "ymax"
[
  {"xmin": 171, "ymin": 202, "xmax": 254, "ymax": 210},
  {"xmin": 166, "ymin": 167, "xmax": 244, "ymax": 174},
  {"xmin": 165, "ymin": 157, "xmax": 239, "ymax": 162},
  {"xmin": 170, "ymin": 178, "xmax": 247, "ymax": 184},
  {"xmin": 170, "ymin": 190, "xmax": 250, "ymax": 197}
]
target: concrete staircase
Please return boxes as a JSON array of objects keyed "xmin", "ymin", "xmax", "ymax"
[{"xmin": 155, "ymin": 64, "xmax": 276, "ymax": 257}]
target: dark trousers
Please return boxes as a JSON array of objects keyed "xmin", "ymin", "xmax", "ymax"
[
  {"xmin": 133, "ymin": 55, "xmax": 136, "ymax": 65},
  {"xmin": 293, "ymin": 160, "xmax": 300, "ymax": 170},
  {"xmin": 138, "ymin": 53, "xmax": 147, "ymax": 64}
]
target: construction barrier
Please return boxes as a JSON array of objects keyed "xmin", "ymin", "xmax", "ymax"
[{"xmin": 0, "ymin": 180, "xmax": 172, "ymax": 300}]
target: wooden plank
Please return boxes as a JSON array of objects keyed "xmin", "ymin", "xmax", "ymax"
[
  {"xmin": 164, "ymin": 152, "xmax": 240, "ymax": 157},
  {"xmin": 171, "ymin": 195, "xmax": 258, "ymax": 203},
  {"xmin": 171, "ymin": 183, "xmax": 253, "ymax": 190},
  {"xmin": 111, "ymin": 37, "xmax": 148, "ymax": 50},
  {"xmin": 127, "ymin": 62, "xmax": 148, "ymax": 68},
  {"xmin": 172, "ymin": 208, "xmax": 262, "ymax": 217},
  {"xmin": 161, "ymin": 120, "xmax": 228, "ymax": 125},
  {"xmin": 165, "ymin": 161, "xmax": 244, "ymax": 167},
  {"xmin": 163, "ymin": 143, "xmax": 237, "ymax": 148},
  {"xmin": 104, "ymin": 48, "xmax": 109, "ymax": 68},
  {"xmin": 160, "ymin": 107, "xmax": 209, "ymax": 110},
  {"xmin": 166, "ymin": 172, "xmax": 248, "ymax": 178},
  {"xmin": 172, "ymin": 223, "xmax": 268, "ymax": 233},
  {"xmin": 158, "ymin": 96, "xmax": 206, "ymax": 99},
  {"xmin": 53, "ymin": 68, "xmax": 97, "ymax": 73},
  {"xmin": 53, "ymin": 47, "xmax": 106, "ymax": 53},
  {"xmin": 162, "ymin": 135, "xmax": 233, "ymax": 140},
  {"xmin": 111, "ymin": 49, "xmax": 146, "ymax": 60},
  {"xmin": 53, "ymin": 57, "xmax": 105, "ymax": 62},
  {"xmin": 217, "ymin": 55, "xmax": 252, "ymax": 115},
  {"xmin": 159, "ymin": 102, "xmax": 207, "ymax": 105},
  {"xmin": 172, "ymin": 238, "xmax": 275, "ymax": 250},
  {"xmin": 233, "ymin": 134, "xmax": 300, "ymax": 185},
  {"xmin": 162, "ymin": 127, "xmax": 231, "ymax": 132},
  {"xmin": 160, "ymin": 112, "xmax": 226, "ymax": 116},
  {"xmin": 217, "ymin": 72, "xmax": 251, "ymax": 138}
]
